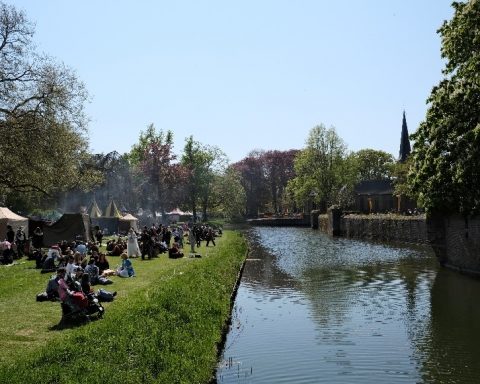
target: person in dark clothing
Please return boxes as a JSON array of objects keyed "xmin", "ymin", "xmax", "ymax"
[
  {"xmin": 205, "ymin": 228, "xmax": 216, "ymax": 247},
  {"xmin": 32, "ymin": 227, "xmax": 44, "ymax": 250},
  {"xmin": 96, "ymin": 253, "xmax": 110, "ymax": 275},
  {"xmin": 15, "ymin": 226, "xmax": 27, "ymax": 257},
  {"xmin": 95, "ymin": 228, "xmax": 104, "ymax": 246},
  {"xmin": 168, "ymin": 242, "xmax": 184, "ymax": 259},
  {"xmin": 6, "ymin": 225, "xmax": 15, "ymax": 243}
]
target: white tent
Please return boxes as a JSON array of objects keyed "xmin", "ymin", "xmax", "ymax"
[{"xmin": 0, "ymin": 207, "xmax": 29, "ymax": 241}]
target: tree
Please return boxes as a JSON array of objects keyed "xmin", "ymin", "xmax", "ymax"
[
  {"xmin": 181, "ymin": 136, "xmax": 227, "ymax": 221},
  {"xmin": 409, "ymin": 0, "xmax": 480, "ymax": 215},
  {"xmin": 232, "ymin": 151, "xmax": 269, "ymax": 217},
  {"xmin": 0, "ymin": 2, "xmax": 95, "ymax": 204},
  {"xmin": 263, "ymin": 150, "xmax": 298, "ymax": 214},
  {"xmin": 287, "ymin": 124, "xmax": 348, "ymax": 211},
  {"xmin": 349, "ymin": 149, "xmax": 395, "ymax": 182},
  {"xmin": 213, "ymin": 166, "xmax": 246, "ymax": 220},
  {"xmin": 129, "ymin": 124, "xmax": 177, "ymax": 215}
]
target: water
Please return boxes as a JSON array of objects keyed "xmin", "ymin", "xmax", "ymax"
[{"xmin": 216, "ymin": 227, "xmax": 480, "ymax": 383}]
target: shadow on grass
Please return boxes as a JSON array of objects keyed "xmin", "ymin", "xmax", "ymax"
[{"xmin": 49, "ymin": 314, "xmax": 103, "ymax": 331}]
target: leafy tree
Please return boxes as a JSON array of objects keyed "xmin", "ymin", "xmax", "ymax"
[
  {"xmin": 409, "ymin": 0, "xmax": 480, "ymax": 215},
  {"xmin": 212, "ymin": 166, "xmax": 246, "ymax": 220},
  {"xmin": 0, "ymin": 2, "xmax": 94, "ymax": 204},
  {"xmin": 89, "ymin": 151, "xmax": 136, "ymax": 210},
  {"xmin": 232, "ymin": 151, "xmax": 269, "ymax": 217},
  {"xmin": 287, "ymin": 124, "xmax": 348, "ymax": 211},
  {"xmin": 181, "ymin": 136, "xmax": 227, "ymax": 221},
  {"xmin": 349, "ymin": 149, "xmax": 395, "ymax": 182},
  {"xmin": 263, "ymin": 150, "xmax": 299, "ymax": 214},
  {"xmin": 129, "ymin": 124, "xmax": 177, "ymax": 215}
]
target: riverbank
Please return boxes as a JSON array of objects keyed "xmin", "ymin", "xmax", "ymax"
[{"xmin": 0, "ymin": 230, "xmax": 248, "ymax": 383}]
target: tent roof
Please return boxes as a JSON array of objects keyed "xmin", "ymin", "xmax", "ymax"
[
  {"xmin": 166, "ymin": 208, "xmax": 185, "ymax": 215},
  {"xmin": 88, "ymin": 199, "xmax": 102, "ymax": 218},
  {"xmin": 103, "ymin": 200, "xmax": 122, "ymax": 218},
  {"xmin": 0, "ymin": 207, "xmax": 28, "ymax": 221},
  {"xmin": 121, "ymin": 213, "xmax": 138, "ymax": 221}
]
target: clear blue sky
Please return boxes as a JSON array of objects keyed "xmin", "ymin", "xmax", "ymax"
[{"xmin": 13, "ymin": 0, "xmax": 454, "ymax": 163}]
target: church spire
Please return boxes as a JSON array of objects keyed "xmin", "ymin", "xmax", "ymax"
[{"xmin": 399, "ymin": 110, "xmax": 411, "ymax": 163}]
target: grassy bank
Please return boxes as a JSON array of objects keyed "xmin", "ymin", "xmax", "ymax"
[{"xmin": 0, "ymin": 230, "xmax": 247, "ymax": 383}]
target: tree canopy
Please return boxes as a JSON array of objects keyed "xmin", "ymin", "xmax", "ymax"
[
  {"xmin": 287, "ymin": 124, "xmax": 349, "ymax": 210},
  {"xmin": 0, "ymin": 2, "xmax": 99, "ymax": 204},
  {"xmin": 409, "ymin": 0, "xmax": 480, "ymax": 215}
]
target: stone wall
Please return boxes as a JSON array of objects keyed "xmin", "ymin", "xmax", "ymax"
[
  {"xmin": 427, "ymin": 214, "xmax": 480, "ymax": 275},
  {"xmin": 340, "ymin": 214, "xmax": 428, "ymax": 244},
  {"xmin": 318, "ymin": 214, "xmax": 329, "ymax": 233}
]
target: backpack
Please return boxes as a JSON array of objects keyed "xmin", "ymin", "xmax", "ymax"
[{"xmin": 97, "ymin": 288, "xmax": 115, "ymax": 302}]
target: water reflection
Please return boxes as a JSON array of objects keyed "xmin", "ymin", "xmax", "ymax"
[{"xmin": 217, "ymin": 227, "xmax": 480, "ymax": 383}]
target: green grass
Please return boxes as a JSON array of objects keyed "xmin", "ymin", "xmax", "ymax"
[{"xmin": 0, "ymin": 230, "xmax": 247, "ymax": 383}]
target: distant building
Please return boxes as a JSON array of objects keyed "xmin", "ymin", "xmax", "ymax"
[
  {"xmin": 399, "ymin": 110, "xmax": 411, "ymax": 163},
  {"xmin": 354, "ymin": 111, "xmax": 416, "ymax": 214},
  {"xmin": 354, "ymin": 179, "xmax": 396, "ymax": 213}
]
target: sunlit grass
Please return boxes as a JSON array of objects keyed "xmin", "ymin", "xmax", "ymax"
[{"xmin": 0, "ymin": 230, "xmax": 247, "ymax": 383}]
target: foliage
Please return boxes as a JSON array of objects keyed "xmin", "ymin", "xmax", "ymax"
[
  {"xmin": 409, "ymin": 0, "xmax": 480, "ymax": 215},
  {"xmin": 232, "ymin": 149, "xmax": 297, "ymax": 217},
  {"xmin": 0, "ymin": 2, "xmax": 98, "ymax": 203},
  {"xmin": 181, "ymin": 136, "xmax": 227, "ymax": 221},
  {"xmin": 129, "ymin": 124, "xmax": 179, "ymax": 214},
  {"xmin": 213, "ymin": 166, "xmax": 247, "ymax": 219},
  {"xmin": 287, "ymin": 124, "xmax": 349, "ymax": 210},
  {"xmin": 232, "ymin": 151, "xmax": 269, "ymax": 217},
  {"xmin": 349, "ymin": 149, "xmax": 395, "ymax": 182},
  {"xmin": 0, "ymin": 231, "xmax": 248, "ymax": 383},
  {"xmin": 263, "ymin": 150, "xmax": 298, "ymax": 214}
]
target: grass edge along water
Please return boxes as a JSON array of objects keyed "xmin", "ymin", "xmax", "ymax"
[{"xmin": 0, "ymin": 230, "xmax": 247, "ymax": 384}]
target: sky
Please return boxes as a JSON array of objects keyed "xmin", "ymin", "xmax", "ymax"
[{"xmin": 12, "ymin": 0, "xmax": 455, "ymax": 163}]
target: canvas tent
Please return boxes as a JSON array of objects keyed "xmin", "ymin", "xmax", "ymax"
[
  {"xmin": 0, "ymin": 208, "xmax": 29, "ymax": 241},
  {"xmin": 43, "ymin": 213, "xmax": 92, "ymax": 246},
  {"xmin": 118, "ymin": 213, "xmax": 139, "ymax": 233},
  {"xmin": 91, "ymin": 200, "xmax": 122, "ymax": 235},
  {"xmin": 88, "ymin": 199, "xmax": 102, "ymax": 218}
]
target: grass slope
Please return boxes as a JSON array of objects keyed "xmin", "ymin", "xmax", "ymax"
[{"xmin": 0, "ymin": 230, "xmax": 247, "ymax": 384}]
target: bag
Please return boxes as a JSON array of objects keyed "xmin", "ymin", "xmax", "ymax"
[
  {"xmin": 71, "ymin": 291, "xmax": 88, "ymax": 308},
  {"xmin": 97, "ymin": 288, "xmax": 115, "ymax": 302}
]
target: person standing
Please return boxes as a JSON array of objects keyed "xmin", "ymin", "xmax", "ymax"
[
  {"xmin": 6, "ymin": 225, "xmax": 14, "ymax": 243},
  {"xmin": 127, "ymin": 228, "xmax": 141, "ymax": 258},
  {"xmin": 15, "ymin": 226, "xmax": 26, "ymax": 257},
  {"xmin": 32, "ymin": 227, "xmax": 44, "ymax": 250}
]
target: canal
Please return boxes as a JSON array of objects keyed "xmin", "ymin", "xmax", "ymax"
[{"xmin": 216, "ymin": 227, "xmax": 480, "ymax": 383}]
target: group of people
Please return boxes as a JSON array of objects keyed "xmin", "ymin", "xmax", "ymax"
[
  {"xmin": 0, "ymin": 225, "xmax": 30, "ymax": 264},
  {"xmin": 125, "ymin": 222, "xmax": 220, "ymax": 260}
]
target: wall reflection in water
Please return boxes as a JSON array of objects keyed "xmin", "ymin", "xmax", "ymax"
[{"xmin": 217, "ymin": 227, "xmax": 480, "ymax": 384}]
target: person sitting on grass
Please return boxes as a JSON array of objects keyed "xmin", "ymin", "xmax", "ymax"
[
  {"xmin": 109, "ymin": 241, "xmax": 124, "ymax": 256},
  {"xmin": 57, "ymin": 267, "xmax": 83, "ymax": 312},
  {"xmin": 85, "ymin": 257, "xmax": 113, "ymax": 285},
  {"xmin": 41, "ymin": 250, "xmax": 59, "ymax": 273},
  {"xmin": 168, "ymin": 242, "xmax": 184, "ymax": 259},
  {"xmin": 81, "ymin": 273, "xmax": 93, "ymax": 296},
  {"xmin": 117, "ymin": 253, "xmax": 135, "ymax": 277},
  {"xmin": 96, "ymin": 253, "xmax": 110, "ymax": 275}
]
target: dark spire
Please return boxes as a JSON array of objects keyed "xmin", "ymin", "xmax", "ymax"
[{"xmin": 399, "ymin": 110, "xmax": 411, "ymax": 162}]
